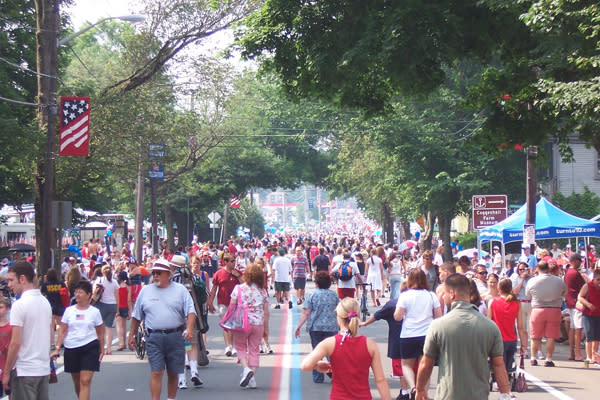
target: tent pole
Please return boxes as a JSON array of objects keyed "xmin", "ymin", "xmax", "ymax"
[{"xmin": 501, "ymin": 242, "xmax": 506, "ymax": 274}]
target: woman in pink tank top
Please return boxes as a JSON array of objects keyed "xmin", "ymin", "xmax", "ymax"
[{"xmin": 300, "ymin": 297, "xmax": 391, "ymax": 400}]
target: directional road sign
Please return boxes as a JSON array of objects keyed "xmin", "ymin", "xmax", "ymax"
[{"xmin": 472, "ymin": 194, "xmax": 508, "ymax": 230}]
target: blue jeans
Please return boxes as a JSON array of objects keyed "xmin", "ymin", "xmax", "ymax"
[
  {"xmin": 389, "ymin": 275, "xmax": 403, "ymax": 300},
  {"xmin": 309, "ymin": 330, "xmax": 337, "ymax": 383}
]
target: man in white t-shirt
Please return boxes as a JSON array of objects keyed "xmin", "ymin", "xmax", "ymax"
[
  {"xmin": 3, "ymin": 261, "xmax": 52, "ymax": 400},
  {"xmin": 272, "ymin": 248, "xmax": 293, "ymax": 309}
]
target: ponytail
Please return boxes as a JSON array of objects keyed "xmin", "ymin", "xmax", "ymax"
[
  {"xmin": 498, "ymin": 278, "xmax": 516, "ymax": 302},
  {"xmin": 336, "ymin": 297, "xmax": 361, "ymax": 337}
]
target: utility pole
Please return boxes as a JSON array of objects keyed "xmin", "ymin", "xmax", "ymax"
[
  {"xmin": 526, "ymin": 145, "xmax": 538, "ymax": 251},
  {"xmin": 36, "ymin": 0, "xmax": 59, "ymax": 274},
  {"xmin": 135, "ymin": 156, "xmax": 144, "ymax": 263}
]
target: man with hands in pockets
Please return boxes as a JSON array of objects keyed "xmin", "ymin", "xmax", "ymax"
[{"xmin": 128, "ymin": 259, "xmax": 196, "ymax": 400}]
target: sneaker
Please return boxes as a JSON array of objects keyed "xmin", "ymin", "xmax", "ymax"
[
  {"xmin": 248, "ymin": 376, "xmax": 256, "ymax": 389},
  {"xmin": 191, "ymin": 372, "xmax": 203, "ymax": 387},
  {"xmin": 544, "ymin": 360, "xmax": 555, "ymax": 367},
  {"xmin": 530, "ymin": 359, "xmax": 538, "ymax": 366},
  {"xmin": 273, "ymin": 304, "xmax": 281, "ymax": 309},
  {"xmin": 396, "ymin": 393, "xmax": 410, "ymax": 400},
  {"xmin": 266, "ymin": 344, "xmax": 273, "ymax": 354},
  {"xmin": 231, "ymin": 348, "xmax": 238, "ymax": 357},
  {"xmin": 225, "ymin": 346, "xmax": 232, "ymax": 357},
  {"xmin": 289, "ymin": 300, "xmax": 293, "ymax": 309},
  {"xmin": 260, "ymin": 344, "xmax": 265, "ymax": 354},
  {"xmin": 240, "ymin": 367, "xmax": 254, "ymax": 387},
  {"xmin": 178, "ymin": 379, "xmax": 188, "ymax": 389}
]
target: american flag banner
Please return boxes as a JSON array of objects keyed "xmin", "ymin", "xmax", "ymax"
[
  {"xmin": 229, "ymin": 195, "xmax": 241, "ymax": 208},
  {"xmin": 59, "ymin": 96, "xmax": 90, "ymax": 156}
]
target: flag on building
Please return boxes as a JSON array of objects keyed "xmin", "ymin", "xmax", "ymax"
[
  {"xmin": 229, "ymin": 195, "xmax": 241, "ymax": 208},
  {"xmin": 59, "ymin": 96, "xmax": 90, "ymax": 156}
]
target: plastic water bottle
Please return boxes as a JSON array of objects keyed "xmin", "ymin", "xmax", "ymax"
[{"xmin": 584, "ymin": 359, "xmax": 589, "ymax": 368}]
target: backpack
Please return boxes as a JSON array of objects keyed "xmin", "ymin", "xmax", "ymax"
[
  {"xmin": 91, "ymin": 279, "xmax": 104, "ymax": 305},
  {"xmin": 338, "ymin": 261, "xmax": 354, "ymax": 281},
  {"xmin": 193, "ymin": 277, "xmax": 208, "ymax": 306}
]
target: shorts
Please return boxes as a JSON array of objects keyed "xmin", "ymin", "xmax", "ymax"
[
  {"xmin": 337, "ymin": 288, "xmax": 355, "ymax": 299},
  {"xmin": 95, "ymin": 302, "xmax": 117, "ymax": 328},
  {"xmin": 566, "ymin": 308, "xmax": 583, "ymax": 329},
  {"xmin": 293, "ymin": 278, "xmax": 306, "ymax": 290},
  {"xmin": 64, "ymin": 339, "xmax": 101, "ymax": 373},
  {"xmin": 275, "ymin": 281, "xmax": 290, "ymax": 292},
  {"xmin": 530, "ymin": 307, "xmax": 562, "ymax": 340},
  {"xmin": 118, "ymin": 307, "xmax": 129, "ymax": 318},
  {"xmin": 582, "ymin": 314, "xmax": 600, "ymax": 341},
  {"xmin": 519, "ymin": 301, "xmax": 532, "ymax": 334},
  {"xmin": 399, "ymin": 336, "xmax": 426, "ymax": 359},
  {"xmin": 391, "ymin": 358, "xmax": 419, "ymax": 377},
  {"xmin": 8, "ymin": 370, "xmax": 49, "ymax": 400},
  {"xmin": 146, "ymin": 330, "xmax": 186, "ymax": 373}
]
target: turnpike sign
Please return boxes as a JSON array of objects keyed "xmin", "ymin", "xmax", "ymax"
[{"xmin": 472, "ymin": 194, "xmax": 508, "ymax": 230}]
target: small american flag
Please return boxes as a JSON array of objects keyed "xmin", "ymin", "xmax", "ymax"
[
  {"xmin": 76, "ymin": 314, "xmax": 85, "ymax": 320},
  {"xmin": 229, "ymin": 195, "xmax": 241, "ymax": 208},
  {"xmin": 59, "ymin": 96, "xmax": 90, "ymax": 157}
]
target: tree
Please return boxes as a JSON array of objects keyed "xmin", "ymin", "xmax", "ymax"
[
  {"xmin": 0, "ymin": 0, "xmax": 39, "ymax": 205},
  {"xmin": 240, "ymin": 1, "xmax": 600, "ymax": 159},
  {"xmin": 553, "ymin": 187, "xmax": 600, "ymax": 219}
]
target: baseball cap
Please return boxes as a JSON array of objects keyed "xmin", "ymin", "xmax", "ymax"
[
  {"xmin": 521, "ymin": 244, "xmax": 529, "ymax": 249},
  {"xmin": 493, "ymin": 246, "xmax": 499, "ymax": 250},
  {"xmin": 151, "ymin": 259, "xmax": 172, "ymax": 274}
]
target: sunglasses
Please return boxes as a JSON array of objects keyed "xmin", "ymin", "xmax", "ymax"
[
  {"xmin": 477, "ymin": 271, "xmax": 487, "ymax": 275},
  {"xmin": 518, "ymin": 268, "xmax": 527, "ymax": 271},
  {"xmin": 152, "ymin": 270, "xmax": 164, "ymax": 276}
]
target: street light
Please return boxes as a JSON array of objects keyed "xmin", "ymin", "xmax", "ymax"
[
  {"xmin": 58, "ymin": 14, "xmax": 146, "ymax": 46},
  {"xmin": 37, "ymin": 4, "xmax": 145, "ymax": 274}
]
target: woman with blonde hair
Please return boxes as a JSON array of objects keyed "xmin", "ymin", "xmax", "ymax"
[
  {"xmin": 300, "ymin": 297, "xmax": 391, "ymax": 400},
  {"xmin": 230, "ymin": 263, "xmax": 270, "ymax": 389}
]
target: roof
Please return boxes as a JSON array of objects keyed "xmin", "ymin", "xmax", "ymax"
[{"xmin": 479, "ymin": 197, "xmax": 600, "ymax": 243}]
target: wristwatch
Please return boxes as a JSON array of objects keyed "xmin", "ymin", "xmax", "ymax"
[{"xmin": 498, "ymin": 393, "xmax": 512, "ymax": 400}]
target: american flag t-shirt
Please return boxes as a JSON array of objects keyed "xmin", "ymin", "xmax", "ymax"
[{"xmin": 59, "ymin": 96, "xmax": 90, "ymax": 156}]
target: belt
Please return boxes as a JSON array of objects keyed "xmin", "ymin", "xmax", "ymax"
[
  {"xmin": 519, "ymin": 300, "xmax": 531, "ymax": 303},
  {"xmin": 147, "ymin": 326, "xmax": 184, "ymax": 334}
]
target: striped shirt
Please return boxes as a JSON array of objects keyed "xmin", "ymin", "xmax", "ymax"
[{"xmin": 291, "ymin": 256, "xmax": 309, "ymax": 279}]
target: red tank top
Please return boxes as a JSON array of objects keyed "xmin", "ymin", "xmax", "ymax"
[
  {"xmin": 118, "ymin": 286, "xmax": 129, "ymax": 308},
  {"xmin": 582, "ymin": 281, "xmax": 600, "ymax": 317},
  {"xmin": 490, "ymin": 297, "xmax": 519, "ymax": 341},
  {"xmin": 329, "ymin": 334, "xmax": 372, "ymax": 400}
]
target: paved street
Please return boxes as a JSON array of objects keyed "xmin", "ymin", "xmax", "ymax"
[{"xmin": 3, "ymin": 283, "xmax": 596, "ymax": 400}]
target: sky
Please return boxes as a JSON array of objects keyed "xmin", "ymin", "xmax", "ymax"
[{"xmin": 65, "ymin": 0, "xmax": 138, "ymax": 29}]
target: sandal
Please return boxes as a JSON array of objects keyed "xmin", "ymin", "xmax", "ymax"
[{"xmin": 117, "ymin": 346, "xmax": 126, "ymax": 351}]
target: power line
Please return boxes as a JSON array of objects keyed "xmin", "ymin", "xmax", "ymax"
[
  {"xmin": 0, "ymin": 95, "xmax": 41, "ymax": 107},
  {"xmin": 0, "ymin": 56, "xmax": 60, "ymax": 80}
]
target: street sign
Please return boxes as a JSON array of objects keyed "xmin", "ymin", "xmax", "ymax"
[
  {"xmin": 308, "ymin": 199, "xmax": 314, "ymax": 210},
  {"xmin": 472, "ymin": 194, "xmax": 508, "ymax": 230},
  {"xmin": 209, "ymin": 223, "xmax": 220, "ymax": 229},
  {"xmin": 208, "ymin": 211, "xmax": 221, "ymax": 223},
  {"xmin": 523, "ymin": 224, "xmax": 535, "ymax": 246}
]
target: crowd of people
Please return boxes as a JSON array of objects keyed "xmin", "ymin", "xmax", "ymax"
[{"xmin": 0, "ymin": 231, "xmax": 599, "ymax": 400}]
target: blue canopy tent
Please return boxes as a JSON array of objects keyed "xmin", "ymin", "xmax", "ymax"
[{"xmin": 479, "ymin": 197, "xmax": 600, "ymax": 244}]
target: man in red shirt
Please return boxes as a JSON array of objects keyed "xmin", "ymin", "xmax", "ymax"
[
  {"xmin": 564, "ymin": 254, "xmax": 587, "ymax": 361},
  {"xmin": 207, "ymin": 255, "xmax": 240, "ymax": 357}
]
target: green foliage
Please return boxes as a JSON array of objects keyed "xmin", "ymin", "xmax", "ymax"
[
  {"xmin": 553, "ymin": 187, "xmax": 600, "ymax": 219},
  {"xmin": 452, "ymin": 231, "xmax": 478, "ymax": 250}
]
